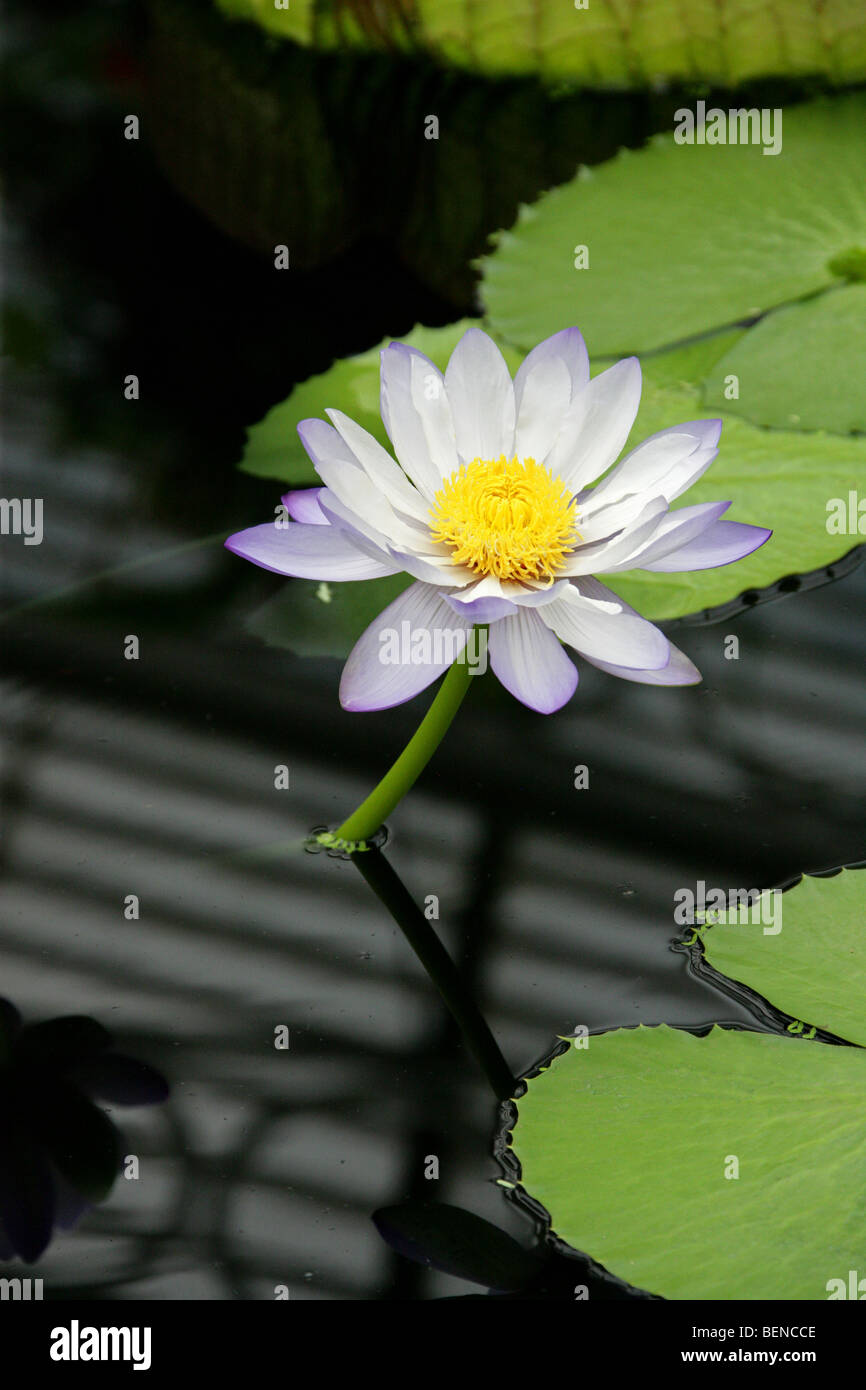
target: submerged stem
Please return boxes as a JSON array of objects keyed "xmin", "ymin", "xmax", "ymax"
[
  {"xmin": 335, "ymin": 657, "xmax": 474, "ymax": 843},
  {"xmin": 351, "ymin": 847, "xmax": 516, "ymax": 1102}
]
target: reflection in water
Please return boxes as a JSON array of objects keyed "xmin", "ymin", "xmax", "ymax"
[{"xmin": 0, "ymin": 998, "xmax": 168, "ymax": 1262}]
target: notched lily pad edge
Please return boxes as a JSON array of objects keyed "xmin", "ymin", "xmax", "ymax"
[
  {"xmin": 666, "ymin": 541, "xmax": 865, "ymax": 628},
  {"xmin": 493, "ymin": 1032, "xmax": 661, "ymax": 1301},
  {"xmin": 679, "ymin": 862, "xmax": 866, "ymax": 1045}
]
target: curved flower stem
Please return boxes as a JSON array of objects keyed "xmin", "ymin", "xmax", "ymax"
[
  {"xmin": 335, "ymin": 656, "xmax": 474, "ymax": 843},
  {"xmin": 351, "ymin": 847, "xmax": 516, "ymax": 1102}
]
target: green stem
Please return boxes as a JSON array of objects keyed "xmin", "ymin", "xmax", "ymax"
[
  {"xmin": 335, "ymin": 657, "xmax": 474, "ymax": 842},
  {"xmin": 351, "ymin": 848, "xmax": 516, "ymax": 1101}
]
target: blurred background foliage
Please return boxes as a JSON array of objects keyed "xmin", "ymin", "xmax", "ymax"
[{"xmin": 214, "ymin": 0, "xmax": 866, "ymax": 87}]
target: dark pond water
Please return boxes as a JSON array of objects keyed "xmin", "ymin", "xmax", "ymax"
[{"xmin": 1, "ymin": 0, "xmax": 864, "ymax": 1301}]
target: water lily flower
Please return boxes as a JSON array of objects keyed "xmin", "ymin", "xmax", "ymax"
[{"xmin": 227, "ymin": 327, "xmax": 770, "ymax": 714}]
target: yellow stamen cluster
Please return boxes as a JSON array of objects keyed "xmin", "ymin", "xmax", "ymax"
[{"xmin": 429, "ymin": 455, "xmax": 579, "ymax": 582}]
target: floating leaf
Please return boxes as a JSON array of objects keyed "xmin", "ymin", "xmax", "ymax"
[
  {"xmin": 511, "ymin": 869, "xmax": 866, "ymax": 1300},
  {"xmin": 702, "ymin": 870, "xmax": 866, "ymax": 1047},
  {"xmin": 513, "ymin": 1023, "xmax": 866, "ymax": 1300},
  {"xmin": 702, "ymin": 284, "xmax": 866, "ymax": 434},
  {"xmin": 480, "ymin": 95, "xmax": 866, "ymax": 359}
]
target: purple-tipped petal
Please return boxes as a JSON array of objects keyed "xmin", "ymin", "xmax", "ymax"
[
  {"xmin": 640, "ymin": 520, "xmax": 773, "ymax": 572},
  {"xmin": 340, "ymin": 582, "xmax": 472, "ymax": 712},
  {"xmin": 584, "ymin": 640, "xmax": 702, "ymax": 685},
  {"xmin": 513, "ymin": 327, "xmax": 590, "ymax": 415},
  {"xmin": 444, "ymin": 574, "xmax": 520, "ymax": 620},
  {"xmin": 225, "ymin": 521, "xmax": 399, "ymax": 581},
  {"xmin": 542, "ymin": 583, "xmax": 670, "ymax": 670},
  {"xmin": 281, "ymin": 488, "xmax": 329, "ymax": 524},
  {"xmin": 611, "ymin": 500, "xmax": 732, "ymax": 572},
  {"xmin": 444, "ymin": 592, "xmax": 518, "ymax": 621},
  {"xmin": 299, "ymin": 419, "xmax": 429, "ymax": 548},
  {"xmin": 488, "ymin": 609, "xmax": 578, "ymax": 713},
  {"xmin": 444, "ymin": 328, "xmax": 516, "ymax": 463}
]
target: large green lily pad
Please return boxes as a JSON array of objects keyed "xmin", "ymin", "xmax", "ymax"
[
  {"xmin": 511, "ymin": 868, "xmax": 866, "ymax": 1300},
  {"xmin": 480, "ymin": 95, "xmax": 866, "ymax": 361}
]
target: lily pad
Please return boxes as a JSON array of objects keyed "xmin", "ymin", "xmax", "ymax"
[
  {"xmin": 480, "ymin": 94, "xmax": 866, "ymax": 359},
  {"xmin": 511, "ymin": 868, "xmax": 866, "ymax": 1300},
  {"xmin": 514, "ymin": 1024, "xmax": 866, "ymax": 1300},
  {"xmin": 702, "ymin": 870, "xmax": 866, "ymax": 1048},
  {"xmin": 702, "ymin": 284, "xmax": 866, "ymax": 435}
]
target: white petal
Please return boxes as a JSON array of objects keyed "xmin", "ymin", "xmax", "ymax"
[
  {"xmin": 576, "ymin": 490, "xmax": 658, "ymax": 545},
  {"xmin": 380, "ymin": 344, "xmax": 459, "ymax": 497},
  {"xmin": 388, "ymin": 546, "xmax": 475, "ymax": 588},
  {"xmin": 513, "ymin": 353, "xmax": 572, "ymax": 462},
  {"xmin": 584, "ymin": 639, "xmax": 702, "ymax": 685},
  {"xmin": 444, "ymin": 327, "xmax": 516, "ymax": 462},
  {"xmin": 513, "ymin": 326, "xmax": 590, "ymax": 413},
  {"xmin": 541, "ymin": 580, "xmax": 669, "ymax": 669},
  {"xmin": 506, "ymin": 578, "xmax": 573, "ymax": 608},
  {"xmin": 324, "ymin": 409, "xmax": 430, "ymax": 522},
  {"xmin": 583, "ymin": 419, "xmax": 721, "ymax": 510},
  {"xmin": 609, "ymin": 500, "xmax": 731, "ymax": 572},
  {"xmin": 300, "ymin": 423, "xmax": 426, "ymax": 551},
  {"xmin": 558, "ymin": 496, "xmax": 669, "ymax": 575},
  {"xmin": 545, "ymin": 357, "xmax": 642, "ymax": 492}
]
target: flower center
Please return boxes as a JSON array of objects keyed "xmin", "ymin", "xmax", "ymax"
[{"xmin": 429, "ymin": 455, "xmax": 579, "ymax": 582}]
